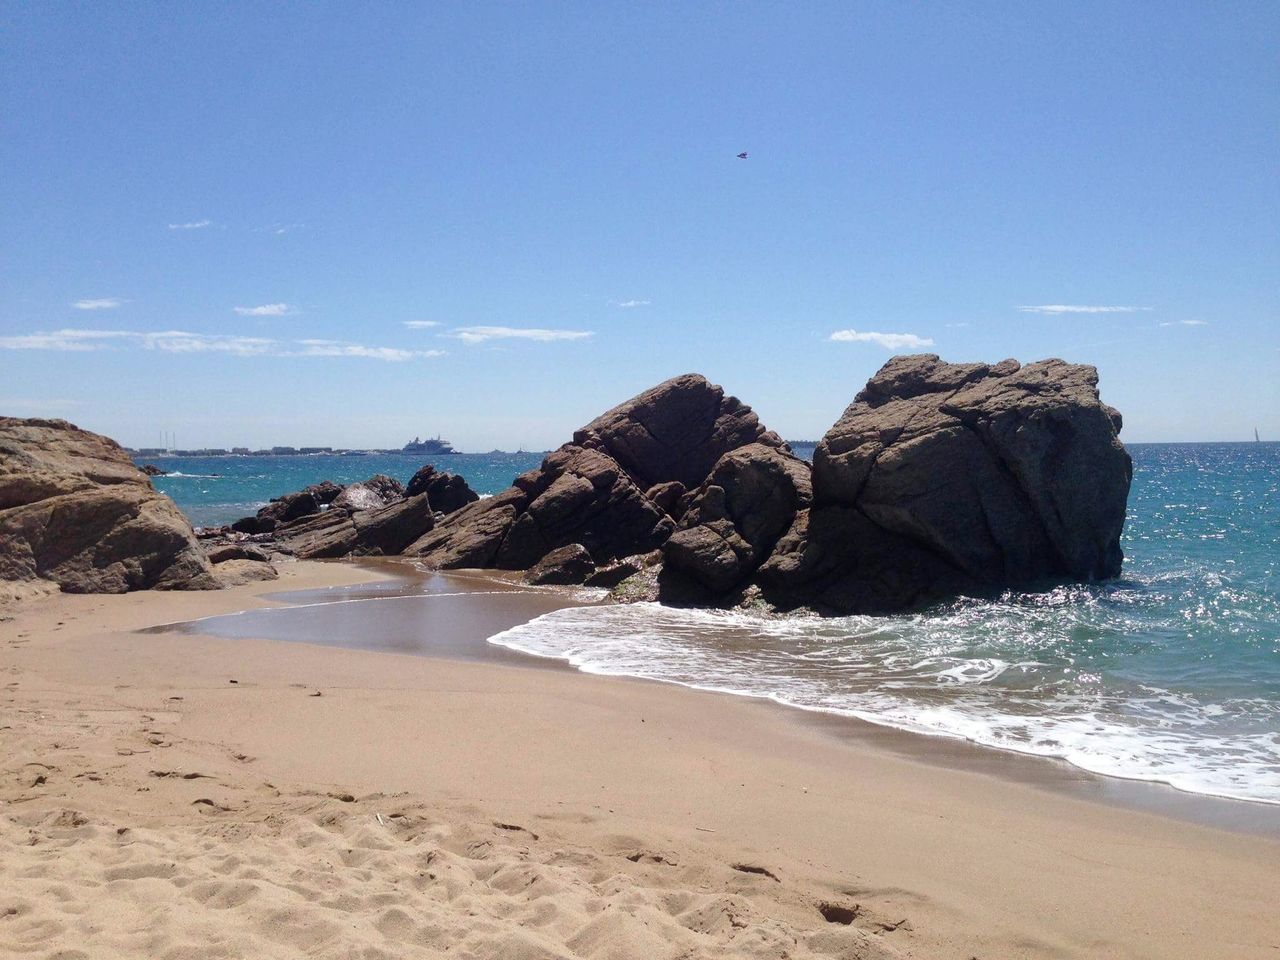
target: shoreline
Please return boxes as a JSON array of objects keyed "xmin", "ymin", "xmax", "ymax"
[
  {"xmin": 4, "ymin": 560, "xmax": 1279, "ymax": 958},
  {"xmin": 179, "ymin": 558, "xmax": 1280, "ymax": 835}
]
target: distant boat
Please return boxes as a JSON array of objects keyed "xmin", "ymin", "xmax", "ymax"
[
  {"xmin": 1256, "ymin": 427, "xmax": 1262, "ymax": 443},
  {"xmin": 402, "ymin": 435, "xmax": 459, "ymax": 455}
]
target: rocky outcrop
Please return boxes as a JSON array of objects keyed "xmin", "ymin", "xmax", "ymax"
[
  {"xmin": 231, "ymin": 481, "xmax": 340, "ymax": 534},
  {"xmin": 406, "ymin": 465, "xmax": 479, "ymax": 515},
  {"xmin": 572, "ymin": 373, "xmax": 785, "ymax": 489},
  {"xmin": 663, "ymin": 443, "xmax": 812, "ymax": 593},
  {"xmin": 0, "ymin": 418, "xmax": 218, "ymax": 593},
  {"xmin": 764, "ymin": 355, "xmax": 1132, "ymax": 611},
  {"xmin": 269, "ymin": 493, "xmax": 436, "ymax": 559},
  {"xmin": 525, "ymin": 544, "xmax": 596, "ymax": 585},
  {"xmin": 409, "ymin": 375, "xmax": 776, "ymax": 576}
]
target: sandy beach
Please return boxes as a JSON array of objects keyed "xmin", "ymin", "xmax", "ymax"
[{"xmin": 3, "ymin": 561, "xmax": 1278, "ymax": 960}]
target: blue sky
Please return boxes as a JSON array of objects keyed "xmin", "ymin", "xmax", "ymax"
[{"xmin": 2, "ymin": 2, "xmax": 1276, "ymax": 449}]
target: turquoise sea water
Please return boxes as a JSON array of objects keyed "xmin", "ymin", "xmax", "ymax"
[
  {"xmin": 149, "ymin": 443, "xmax": 1280, "ymax": 804},
  {"xmin": 147, "ymin": 452, "xmax": 547, "ymax": 528}
]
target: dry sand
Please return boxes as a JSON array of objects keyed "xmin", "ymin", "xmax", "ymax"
[{"xmin": 2, "ymin": 561, "xmax": 1278, "ymax": 959}]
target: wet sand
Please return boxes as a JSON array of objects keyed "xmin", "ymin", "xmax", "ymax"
[
  {"xmin": 4, "ymin": 559, "xmax": 1279, "ymax": 959},
  {"xmin": 171, "ymin": 559, "xmax": 1280, "ymax": 837}
]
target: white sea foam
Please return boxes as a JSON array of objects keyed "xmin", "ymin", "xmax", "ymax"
[{"xmin": 488, "ymin": 601, "xmax": 1280, "ymax": 805}]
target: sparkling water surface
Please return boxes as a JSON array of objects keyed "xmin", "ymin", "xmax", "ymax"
[{"xmin": 151, "ymin": 443, "xmax": 1280, "ymax": 804}]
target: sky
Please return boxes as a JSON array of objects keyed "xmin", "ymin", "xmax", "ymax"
[{"xmin": 2, "ymin": 2, "xmax": 1277, "ymax": 449}]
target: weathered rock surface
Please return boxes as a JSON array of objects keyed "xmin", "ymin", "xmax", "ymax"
[
  {"xmin": 770, "ymin": 355, "xmax": 1132, "ymax": 611},
  {"xmin": 572, "ymin": 373, "xmax": 785, "ymax": 490},
  {"xmin": 409, "ymin": 375, "xmax": 775, "ymax": 573},
  {"xmin": 663, "ymin": 443, "xmax": 813, "ymax": 593},
  {"xmin": 275, "ymin": 493, "xmax": 436, "ymax": 559},
  {"xmin": 0, "ymin": 418, "xmax": 218, "ymax": 593},
  {"xmin": 205, "ymin": 542, "xmax": 271, "ymax": 564},
  {"xmin": 406, "ymin": 465, "xmax": 479, "ymax": 515},
  {"xmin": 524, "ymin": 544, "xmax": 596, "ymax": 585}
]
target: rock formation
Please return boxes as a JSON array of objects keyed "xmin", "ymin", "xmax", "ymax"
[
  {"xmin": 406, "ymin": 465, "xmax": 479, "ymax": 514},
  {"xmin": 0, "ymin": 418, "xmax": 219, "ymax": 593},
  {"xmin": 664, "ymin": 443, "xmax": 813, "ymax": 593},
  {"xmin": 761, "ymin": 355, "xmax": 1132, "ymax": 611},
  {"xmin": 411, "ymin": 358, "xmax": 1131, "ymax": 614},
  {"xmin": 216, "ymin": 467, "xmax": 477, "ymax": 561},
  {"xmin": 408, "ymin": 374, "xmax": 781, "ymax": 572}
]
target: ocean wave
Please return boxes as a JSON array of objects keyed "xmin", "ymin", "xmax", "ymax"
[{"xmin": 487, "ymin": 597, "xmax": 1280, "ymax": 805}]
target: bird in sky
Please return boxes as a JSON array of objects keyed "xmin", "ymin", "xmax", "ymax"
[{"xmin": 736, "ymin": 151, "xmax": 748, "ymax": 159}]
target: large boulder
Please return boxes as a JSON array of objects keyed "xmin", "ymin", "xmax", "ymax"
[
  {"xmin": 768, "ymin": 355, "xmax": 1131, "ymax": 611},
  {"xmin": 0, "ymin": 418, "xmax": 218, "ymax": 593},
  {"xmin": 664, "ymin": 443, "xmax": 812, "ymax": 592},
  {"xmin": 406, "ymin": 464, "xmax": 479, "ymax": 515},
  {"xmin": 409, "ymin": 374, "xmax": 776, "ymax": 573}
]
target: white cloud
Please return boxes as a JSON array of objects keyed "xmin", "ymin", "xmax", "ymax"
[
  {"xmin": 72, "ymin": 298, "xmax": 125, "ymax": 310},
  {"xmin": 294, "ymin": 339, "xmax": 446, "ymax": 361},
  {"xmin": 0, "ymin": 328, "xmax": 443, "ymax": 362},
  {"xmin": 828, "ymin": 329, "xmax": 935, "ymax": 350},
  {"xmin": 233, "ymin": 303, "xmax": 294, "ymax": 317},
  {"xmin": 1158, "ymin": 320, "xmax": 1209, "ymax": 327},
  {"xmin": 402, "ymin": 320, "xmax": 441, "ymax": 329},
  {"xmin": 0, "ymin": 328, "xmax": 133, "ymax": 350},
  {"xmin": 141, "ymin": 331, "xmax": 276, "ymax": 356},
  {"xmin": 448, "ymin": 326, "xmax": 595, "ymax": 344},
  {"xmin": 168, "ymin": 219, "xmax": 212, "ymax": 230},
  {"xmin": 1017, "ymin": 304, "xmax": 1152, "ymax": 315},
  {"xmin": 610, "ymin": 299, "xmax": 651, "ymax": 308}
]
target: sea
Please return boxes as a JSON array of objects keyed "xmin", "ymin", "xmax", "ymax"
[{"xmin": 146, "ymin": 442, "xmax": 1280, "ymax": 805}]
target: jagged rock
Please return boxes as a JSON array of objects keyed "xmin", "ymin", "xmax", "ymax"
[
  {"xmin": 773, "ymin": 354, "xmax": 1131, "ymax": 611},
  {"xmin": 572, "ymin": 373, "xmax": 785, "ymax": 489},
  {"xmin": 231, "ymin": 480, "xmax": 345, "ymax": 534},
  {"xmin": 278, "ymin": 493, "xmax": 435, "ymax": 559},
  {"xmin": 214, "ymin": 558, "xmax": 280, "ymax": 587},
  {"xmin": 524, "ymin": 544, "xmax": 595, "ymax": 585},
  {"xmin": 205, "ymin": 543, "xmax": 271, "ymax": 564},
  {"xmin": 645, "ymin": 481, "xmax": 687, "ymax": 520},
  {"xmin": 411, "ymin": 375, "xmax": 777, "ymax": 573},
  {"xmin": 140, "ymin": 464, "xmax": 168, "ymax": 476},
  {"xmin": 411, "ymin": 445, "xmax": 674, "ymax": 570},
  {"xmin": 406, "ymin": 464, "xmax": 479, "ymax": 514},
  {"xmin": 0, "ymin": 418, "xmax": 218, "ymax": 593},
  {"xmin": 406, "ymin": 488, "xmax": 527, "ymax": 567},
  {"xmin": 664, "ymin": 443, "xmax": 812, "ymax": 592}
]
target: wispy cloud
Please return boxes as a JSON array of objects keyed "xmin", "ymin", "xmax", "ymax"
[
  {"xmin": 168, "ymin": 219, "xmax": 212, "ymax": 230},
  {"xmin": 447, "ymin": 326, "xmax": 594, "ymax": 344},
  {"xmin": 1158, "ymin": 320, "xmax": 1209, "ymax": 327},
  {"xmin": 402, "ymin": 320, "xmax": 440, "ymax": 329},
  {"xmin": 610, "ymin": 299, "xmax": 651, "ymax": 308},
  {"xmin": 0, "ymin": 329, "xmax": 133, "ymax": 351},
  {"xmin": 72, "ymin": 298, "xmax": 125, "ymax": 311},
  {"xmin": 233, "ymin": 303, "xmax": 294, "ymax": 317},
  {"xmin": 295, "ymin": 339, "xmax": 445, "ymax": 361},
  {"xmin": 1017, "ymin": 304, "xmax": 1152, "ymax": 315},
  {"xmin": 828, "ymin": 329, "xmax": 935, "ymax": 350},
  {"xmin": 0, "ymin": 328, "xmax": 442, "ymax": 362}
]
